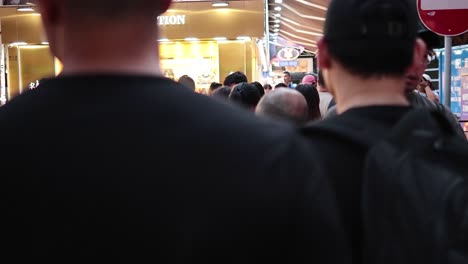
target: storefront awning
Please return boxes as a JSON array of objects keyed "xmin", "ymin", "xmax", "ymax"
[{"xmin": 268, "ymin": 0, "xmax": 329, "ymax": 54}]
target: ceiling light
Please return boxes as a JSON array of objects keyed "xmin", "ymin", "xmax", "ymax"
[
  {"xmin": 10, "ymin": 42, "xmax": 28, "ymax": 46},
  {"xmin": 17, "ymin": 7, "xmax": 35, "ymax": 12},
  {"xmin": 41, "ymin": 42, "xmax": 49, "ymax": 45},
  {"xmin": 212, "ymin": 2, "xmax": 229, "ymax": 7},
  {"xmin": 274, "ymin": 6, "xmax": 282, "ymax": 11},
  {"xmin": 273, "ymin": 28, "xmax": 280, "ymax": 32},
  {"xmin": 274, "ymin": 24, "xmax": 280, "ymax": 28},
  {"xmin": 274, "ymin": 13, "xmax": 281, "ymax": 17},
  {"xmin": 185, "ymin": 38, "xmax": 199, "ymax": 42},
  {"xmin": 214, "ymin": 37, "xmax": 227, "ymax": 41},
  {"xmin": 274, "ymin": 19, "xmax": 280, "ymax": 23},
  {"xmin": 275, "ymin": 0, "xmax": 283, "ymax": 3},
  {"xmin": 158, "ymin": 38, "xmax": 170, "ymax": 42}
]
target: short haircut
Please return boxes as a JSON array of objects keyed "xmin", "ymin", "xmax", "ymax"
[
  {"xmin": 209, "ymin": 82, "xmax": 223, "ymax": 93},
  {"xmin": 283, "ymin": 71, "xmax": 291, "ymax": 76},
  {"xmin": 250, "ymin": 82, "xmax": 265, "ymax": 97},
  {"xmin": 212, "ymin": 86, "xmax": 231, "ymax": 101},
  {"xmin": 178, "ymin": 75, "xmax": 196, "ymax": 91},
  {"xmin": 229, "ymin": 83, "xmax": 261, "ymax": 109},
  {"xmin": 223, "ymin": 72, "xmax": 248, "ymax": 86},
  {"xmin": 295, "ymin": 84, "xmax": 321, "ymax": 121},
  {"xmin": 275, "ymin": 83, "xmax": 288, "ymax": 89},
  {"xmin": 324, "ymin": 0, "xmax": 418, "ymax": 78}
]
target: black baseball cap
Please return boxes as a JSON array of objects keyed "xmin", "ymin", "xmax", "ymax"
[
  {"xmin": 324, "ymin": 0, "xmax": 418, "ymax": 43},
  {"xmin": 417, "ymin": 22, "xmax": 443, "ymax": 50}
]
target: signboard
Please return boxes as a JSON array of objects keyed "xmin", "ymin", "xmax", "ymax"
[
  {"xmin": 439, "ymin": 45, "xmax": 468, "ymax": 119},
  {"xmin": 461, "ymin": 67, "xmax": 468, "ymax": 120},
  {"xmin": 421, "ymin": 0, "xmax": 468, "ymax": 10},
  {"xmin": 277, "ymin": 48, "xmax": 301, "ymax": 61},
  {"xmin": 418, "ymin": 0, "xmax": 468, "ymax": 36}
]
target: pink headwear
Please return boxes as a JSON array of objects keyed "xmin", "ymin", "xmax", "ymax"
[{"xmin": 301, "ymin": 74, "xmax": 317, "ymax": 85}]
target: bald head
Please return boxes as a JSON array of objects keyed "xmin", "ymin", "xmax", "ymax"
[
  {"xmin": 255, "ymin": 88, "xmax": 308, "ymax": 125},
  {"xmin": 36, "ymin": 0, "xmax": 172, "ymax": 76}
]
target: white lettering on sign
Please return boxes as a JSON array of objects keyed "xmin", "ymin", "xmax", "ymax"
[
  {"xmin": 157, "ymin": 15, "xmax": 186, "ymax": 25},
  {"xmin": 421, "ymin": 0, "xmax": 468, "ymax": 11}
]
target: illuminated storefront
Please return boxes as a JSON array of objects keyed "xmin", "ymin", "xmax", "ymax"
[
  {"xmin": 0, "ymin": 10, "xmax": 60, "ymax": 102},
  {"xmin": 158, "ymin": 0, "xmax": 265, "ymax": 93},
  {"xmin": 0, "ymin": 0, "xmax": 266, "ymax": 100}
]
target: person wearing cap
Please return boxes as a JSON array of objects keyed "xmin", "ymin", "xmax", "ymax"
[
  {"xmin": 301, "ymin": 74, "xmax": 317, "ymax": 86},
  {"xmin": 405, "ymin": 24, "xmax": 466, "ymax": 139},
  {"xmin": 0, "ymin": 0, "xmax": 348, "ymax": 262},
  {"xmin": 302, "ymin": 0, "xmax": 427, "ymax": 262},
  {"xmin": 416, "ymin": 73, "xmax": 440, "ymax": 103}
]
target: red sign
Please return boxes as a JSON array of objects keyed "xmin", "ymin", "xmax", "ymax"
[{"xmin": 417, "ymin": 0, "xmax": 468, "ymax": 36}]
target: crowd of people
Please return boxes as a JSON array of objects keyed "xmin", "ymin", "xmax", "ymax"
[
  {"xmin": 175, "ymin": 69, "xmax": 332, "ymax": 125},
  {"xmin": 0, "ymin": 0, "xmax": 467, "ymax": 262}
]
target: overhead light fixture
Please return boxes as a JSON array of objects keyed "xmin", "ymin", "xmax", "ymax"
[
  {"xmin": 274, "ymin": 0, "xmax": 283, "ymax": 3},
  {"xmin": 274, "ymin": 19, "xmax": 280, "ymax": 23},
  {"xmin": 274, "ymin": 6, "xmax": 282, "ymax": 11},
  {"xmin": 158, "ymin": 38, "xmax": 170, "ymax": 42},
  {"xmin": 274, "ymin": 24, "xmax": 280, "ymax": 28},
  {"xmin": 212, "ymin": 2, "xmax": 229, "ymax": 7},
  {"xmin": 274, "ymin": 13, "xmax": 281, "ymax": 17},
  {"xmin": 17, "ymin": 7, "xmax": 35, "ymax": 12},
  {"xmin": 184, "ymin": 37, "xmax": 199, "ymax": 42},
  {"xmin": 41, "ymin": 42, "xmax": 49, "ymax": 45},
  {"xmin": 273, "ymin": 28, "xmax": 280, "ymax": 32},
  {"xmin": 214, "ymin": 37, "xmax": 227, "ymax": 41}
]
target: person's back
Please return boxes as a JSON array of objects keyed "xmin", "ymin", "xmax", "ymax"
[
  {"xmin": 0, "ymin": 0, "xmax": 348, "ymax": 262},
  {"xmin": 302, "ymin": 0, "xmax": 427, "ymax": 262}
]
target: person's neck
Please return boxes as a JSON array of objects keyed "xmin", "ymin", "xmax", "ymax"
[
  {"xmin": 60, "ymin": 26, "xmax": 163, "ymax": 77},
  {"xmin": 333, "ymin": 72, "xmax": 409, "ymax": 114}
]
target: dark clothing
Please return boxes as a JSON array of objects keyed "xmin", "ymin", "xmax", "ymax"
[
  {"xmin": 0, "ymin": 75, "xmax": 348, "ymax": 263},
  {"xmin": 302, "ymin": 105, "xmax": 411, "ymax": 263}
]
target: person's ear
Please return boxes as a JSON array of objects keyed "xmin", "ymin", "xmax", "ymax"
[
  {"xmin": 317, "ymin": 37, "xmax": 332, "ymax": 70},
  {"xmin": 406, "ymin": 38, "xmax": 427, "ymax": 75}
]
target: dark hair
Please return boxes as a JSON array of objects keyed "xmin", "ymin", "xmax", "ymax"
[
  {"xmin": 317, "ymin": 70, "xmax": 325, "ymax": 88},
  {"xmin": 250, "ymin": 82, "xmax": 265, "ymax": 97},
  {"xmin": 275, "ymin": 83, "xmax": 288, "ymax": 89},
  {"xmin": 263, "ymin": 84, "xmax": 273, "ymax": 90},
  {"xmin": 229, "ymin": 83, "xmax": 261, "ymax": 109},
  {"xmin": 324, "ymin": 0, "xmax": 417, "ymax": 78},
  {"xmin": 212, "ymin": 86, "xmax": 231, "ymax": 101},
  {"xmin": 178, "ymin": 75, "xmax": 196, "ymax": 91},
  {"xmin": 283, "ymin": 71, "xmax": 291, "ymax": 76},
  {"xmin": 209, "ymin": 82, "xmax": 223, "ymax": 93},
  {"xmin": 223, "ymin": 71, "xmax": 248, "ymax": 86},
  {"xmin": 295, "ymin": 84, "xmax": 321, "ymax": 121}
]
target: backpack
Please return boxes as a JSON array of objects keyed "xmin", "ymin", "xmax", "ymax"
[{"xmin": 308, "ymin": 109, "xmax": 468, "ymax": 264}]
